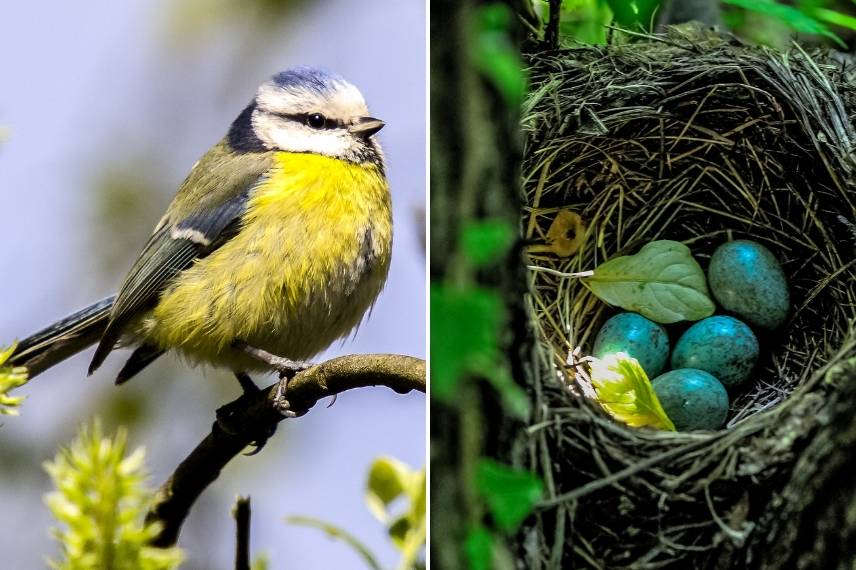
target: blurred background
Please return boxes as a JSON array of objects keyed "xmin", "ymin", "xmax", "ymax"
[{"xmin": 0, "ymin": 0, "xmax": 425, "ymax": 568}]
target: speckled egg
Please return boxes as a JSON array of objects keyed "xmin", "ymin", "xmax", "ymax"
[
  {"xmin": 592, "ymin": 312, "xmax": 669, "ymax": 378},
  {"xmin": 671, "ymin": 316, "xmax": 759, "ymax": 388},
  {"xmin": 652, "ymin": 369, "xmax": 729, "ymax": 431},
  {"xmin": 707, "ymin": 240, "xmax": 790, "ymax": 329}
]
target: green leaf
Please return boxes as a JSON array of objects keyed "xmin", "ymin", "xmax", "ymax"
[
  {"xmin": 584, "ymin": 240, "xmax": 715, "ymax": 323},
  {"xmin": 604, "ymin": 0, "xmax": 660, "ymax": 29},
  {"xmin": 475, "ymin": 460, "xmax": 543, "ymax": 532},
  {"xmin": 388, "ymin": 515, "xmax": 411, "ymax": 549},
  {"xmin": 0, "ymin": 343, "xmax": 27, "ymax": 415},
  {"xmin": 251, "ymin": 553, "xmax": 270, "ymax": 570},
  {"xmin": 812, "ymin": 7, "xmax": 856, "ymax": 33},
  {"xmin": 365, "ymin": 456, "xmax": 411, "ymax": 523},
  {"xmin": 723, "ymin": 0, "xmax": 844, "ymax": 45},
  {"xmin": 409, "ymin": 468, "xmax": 426, "ymax": 525},
  {"xmin": 430, "ymin": 286, "xmax": 504, "ymax": 399},
  {"xmin": 472, "ymin": 4, "xmax": 527, "ymax": 106},
  {"xmin": 364, "ymin": 458, "xmax": 426, "ymax": 567},
  {"xmin": 286, "ymin": 516, "xmax": 382, "ymax": 570},
  {"xmin": 461, "ymin": 220, "xmax": 516, "ymax": 268},
  {"xmin": 464, "ymin": 525, "xmax": 494, "ymax": 570},
  {"xmin": 396, "ymin": 467, "xmax": 426, "ymax": 570},
  {"xmin": 589, "ymin": 353, "xmax": 676, "ymax": 430}
]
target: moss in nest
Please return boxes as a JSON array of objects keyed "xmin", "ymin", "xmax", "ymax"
[{"xmin": 521, "ymin": 25, "xmax": 855, "ymax": 568}]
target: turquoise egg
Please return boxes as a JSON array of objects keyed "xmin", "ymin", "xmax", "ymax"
[
  {"xmin": 592, "ymin": 312, "xmax": 669, "ymax": 378},
  {"xmin": 707, "ymin": 240, "xmax": 790, "ymax": 329},
  {"xmin": 652, "ymin": 369, "xmax": 729, "ymax": 431},
  {"xmin": 671, "ymin": 316, "xmax": 759, "ymax": 387}
]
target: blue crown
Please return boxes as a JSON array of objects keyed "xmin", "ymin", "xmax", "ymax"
[{"xmin": 270, "ymin": 66, "xmax": 344, "ymax": 94}]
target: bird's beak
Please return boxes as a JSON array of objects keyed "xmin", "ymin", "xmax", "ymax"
[{"xmin": 349, "ymin": 116, "xmax": 385, "ymax": 137}]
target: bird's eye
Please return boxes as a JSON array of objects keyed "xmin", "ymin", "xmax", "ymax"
[{"xmin": 306, "ymin": 113, "xmax": 327, "ymax": 129}]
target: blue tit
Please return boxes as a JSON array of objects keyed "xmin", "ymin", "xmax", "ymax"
[{"xmin": 10, "ymin": 67, "xmax": 392, "ymax": 387}]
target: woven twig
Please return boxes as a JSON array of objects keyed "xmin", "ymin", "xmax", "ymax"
[{"xmin": 521, "ymin": 26, "xmax": 856, "ymax": 568}]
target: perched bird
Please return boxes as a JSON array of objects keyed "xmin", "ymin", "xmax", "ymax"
[{"xmin": 10, "ymin": 67, "xmax": 392, "ymax": 395}]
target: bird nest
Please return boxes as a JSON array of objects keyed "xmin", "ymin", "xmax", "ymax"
[{"xmin": 521, "ymin": 27, "xmax": 856, "ymax": 568}]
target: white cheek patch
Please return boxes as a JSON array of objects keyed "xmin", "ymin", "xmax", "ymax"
[{"xmin": 252, "ymin": 110, "xmax": 359, "ymax": 158}]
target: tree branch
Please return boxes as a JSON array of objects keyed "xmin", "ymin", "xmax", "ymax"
[{"xmin": 145, "ymin": 353, "xmax": 426, "ymax": 547}]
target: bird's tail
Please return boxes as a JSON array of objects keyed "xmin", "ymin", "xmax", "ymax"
[{"xmin": 9, "ymin": 296, "xmax": 115, "ymax": 378}]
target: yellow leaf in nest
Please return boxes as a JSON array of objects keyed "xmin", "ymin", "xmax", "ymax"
[
  {"xmin": 589, "ymin": 353, "xmax": 675, "ymax": 431},
  {"xmin": 529, "ymin": 210, "xmax": 586, "ymax": 257}
]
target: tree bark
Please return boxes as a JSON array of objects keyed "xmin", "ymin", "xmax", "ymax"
[
  {"xmin": 745, "ymin": 356, "xmax": 856, "ymax": 569},
  {"xmin": 430, "ymin": 0, "xmax": 529, "ymax": 567}
]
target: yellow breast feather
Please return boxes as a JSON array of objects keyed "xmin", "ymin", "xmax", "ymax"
[{"xmin": 142, "ymin": 152, "xmax": 392, "ymax": 371}]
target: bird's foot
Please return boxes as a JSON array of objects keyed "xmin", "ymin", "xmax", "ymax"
[
  {"xmin": 232, "ymin": 340, "xmax": 313, "ymax": 379},
  {"xmin": 272, "ymin": 377, "xmax": 297, "ymax": 419},
  {"xmin": 215, "ymin": 372, "xmax": 279, "ymax": 454}
]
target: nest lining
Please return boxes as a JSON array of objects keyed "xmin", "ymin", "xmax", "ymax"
[{"xmin": 521, "ymin": 27, "xmax": 856, "ymax": 567}]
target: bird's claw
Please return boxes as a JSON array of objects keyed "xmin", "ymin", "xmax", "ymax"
[
  {"xmin": 273, "ymin": 379, "xmax": 297, "ymax": 418},
  {"xmin": 215, "ymin": 370, "xmax": 298, "ymax": 456},
  {"xmin": 271, "ymin": 357, "xmax": 312, "ymax": 380}
]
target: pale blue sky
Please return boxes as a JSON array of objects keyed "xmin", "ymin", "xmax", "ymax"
[{"xmin": 0, "ymin": 1, "xmax": 426, "ymax": 568}]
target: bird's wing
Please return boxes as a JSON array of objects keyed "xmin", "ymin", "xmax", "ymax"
[{"xmin": 88, "ymin": 145, "xmax": 275, "ymax": 374}]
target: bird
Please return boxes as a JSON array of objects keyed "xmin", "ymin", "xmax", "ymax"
[{"xmin": 9, "ymin": 67, "xmax": 392, "ymax": 404}]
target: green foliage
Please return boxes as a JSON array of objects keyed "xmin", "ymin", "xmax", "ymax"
[
  {"xmin": 535, "ymin": 0, "xmax": 854, "ymax": 48},
  {"xmin": 724, "ymin": 0, "xmax": 846, "ymax": 46},
  {"xmin": 430, "ymin": 285, "xmax": 504, "ymax": 399},
  {"xmin": 431, "ymin": 285, "xmax": 530, "ymax": 417},
  {"xmin": 464, "ymin": 525, "xmax": 494, "ymax": 570},
  {"xmin": 812, "ymin": 6, "xmax": 856, "ymax": 33},
  {"xmin": 604, "ymin": 0, "xmax": 660, "ymax": 29},
  {"xmin": 589, "ymin": 353, "xmax": 676, "ymax": 430},
  {"xmin": 534, "ymin": 0, "xmax": 614, "ymax": 43},
  {"xmin": 584, "ymin": 240, "xmax": 715, "ymax": 324},
  {"xmin": 472, "ymin": 4, "xmax": 527, "ymax": 106},
  {"xmin": 0, "ymin": 343, "xmax": 27, "ymax": 415},
  {"xmin": 288, "ymin": 457, "xmax": 426, "ymax": 570},
  {"xmin": 461, "ymin": 220, "xmax": 516, "ymax": 268},
  {"xmin": 475, "ymin": 459, "xmax": 543, "ymax": 533},
  {"xmin": 251, "ymin": 553, "xmax": 270, "ymax": 570},
  {"xmin": 366, "ymin": 458, "xmax": 426, "ymax": 570},
  {"xmin": 44, "ymin": 421, "xmax": 183, "ymax": 570}
]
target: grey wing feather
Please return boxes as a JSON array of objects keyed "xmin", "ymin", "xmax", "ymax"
[{"xmin": 88, "ymin": 187, "xmax": 256, "ymax": 375}]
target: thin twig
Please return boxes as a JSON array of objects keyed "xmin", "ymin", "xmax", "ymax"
[
  {"xmin": 146, "ymin": 354, "xmax": 426, "ymax": 547},
  {"xmin": 545, "ymin": 0, "xmax": 561, "ymax": 49},
  {"xmin": 233, "ymin": 496, "xmax": 251, "ymax": 570}
]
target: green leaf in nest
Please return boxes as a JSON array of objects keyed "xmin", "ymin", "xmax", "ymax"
[
  {"xmin": 589, "ymin": 352, "xmax": 675, "ymax": 431},
  {"xmin": 584, "ymin": 240, "xmax": 715, "ymax": 323}
]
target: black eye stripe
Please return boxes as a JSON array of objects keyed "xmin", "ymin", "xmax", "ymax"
[{"xmin": 276, "ymin": 112, "xmax": 344, "ymax": 130}]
